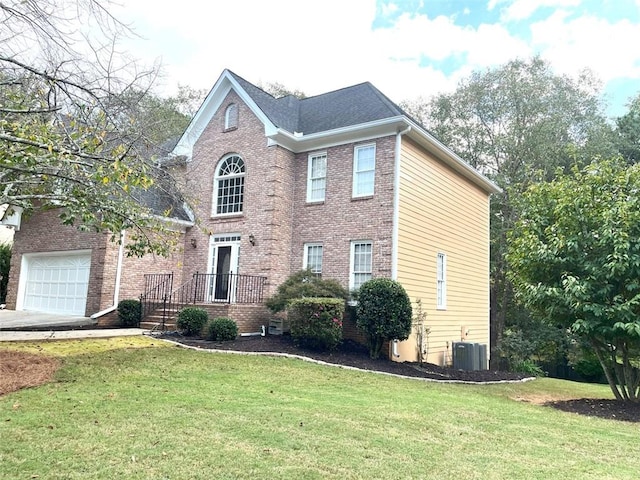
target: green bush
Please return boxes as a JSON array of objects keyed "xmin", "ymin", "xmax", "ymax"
[
  {"xmin": 266, "ymin": 269, "xmax": 348, "ymax": 313},
  {"xmin": 512, "ymin": 359, "xmax": 546, "ymax": 377},
  {"xmin": 205, "ymin": 317, "xmax": 238, "ymax": 341},
  {"xmin": 177, "ymin": 307, "xmax": 208, "ymax": 336},
  {"xmin": 288, "ymin": 297, "xmax": 345, "ymax": 351},
  {"xmin": 0, "ymin": 242, "xmax": 11, "ymax": 303},
  {"xmin": 117, "ymin": 299, "xmax": 141, "ymax": 327},
  {"xmin": 356, "ymin": 278, "xmax": 412, "ymax": 359}
]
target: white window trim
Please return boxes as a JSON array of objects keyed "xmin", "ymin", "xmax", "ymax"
[
  {"xmin": 303, "ymin": 243, "xmax": 323, "ymax": 274},
  {"xmin": 212, "ymin": 154, "xmax": 245, "ymax": 217},
  {"xmin": 352, "ymin": 143, "xmax": 376, "ymax": 198},
  {"xmin": 437, "ymin": 252, "xmax": 447, "ymax": 310},
  {"xmin": 349, "ymin": 240, "xmax": 373, "ymax": 291},
  {"xmin": 306, "ymin": 152, "xmax": 327, "ymax": 202},
  {"xmin": 224, "ymin": 103, "xmax": 238, "ymax": 130}
]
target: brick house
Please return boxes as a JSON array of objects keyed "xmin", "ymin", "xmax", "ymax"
[{"xmin": 6, "ymin": 69, "xmax": 499, "ymax": 365}]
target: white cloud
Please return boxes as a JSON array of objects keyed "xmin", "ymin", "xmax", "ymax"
[
  {"xmin": 501, "ymin": 0, "xmax": 580, "ymax": 22},
  {"xmin": 104, "ymin": 0, "xmax": 639, "ymax": 113},
  {"xmin": 530, "ymin": 11, "xmax": 640, "ymax": 81}
]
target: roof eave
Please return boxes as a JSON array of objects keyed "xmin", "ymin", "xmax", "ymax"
[{"xmin": 268, "ymin": 117, "xmax": 408, "ymax": 153}]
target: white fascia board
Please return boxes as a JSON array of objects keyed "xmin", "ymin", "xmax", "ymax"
[
  {"xmin": 171, "ymin": 70, "xmax": 277, "ymax": 160},
  {"xmin": 404, "ymin": 120, "xmax": 502, "ymax": 195},
  {"xmin": 268, "ymin": 117, "xmax": 408, "ymax": 153},
  {"xmin": 148, "ymin": 214, "xmax": 195, "ymax": 232}
]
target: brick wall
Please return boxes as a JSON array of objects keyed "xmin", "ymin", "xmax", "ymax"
[
  {"xmin": 290, "ymin": 136, "xmax": 396, "ymax": 289},
  {"xmin": 181, "ymin": 90, "xmax": 296, "ymax": 299},
  {"xmin": 195, "ymin": 303, "xmax": 272, "ymax": 333},
  {"xmin": 5, "ymin": 209, "xmax": 109, "ymax": 315}
]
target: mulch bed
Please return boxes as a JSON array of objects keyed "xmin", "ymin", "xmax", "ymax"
[{"xmin": 160, "ymin": 333, "xmax": 529, "ymax": 383}]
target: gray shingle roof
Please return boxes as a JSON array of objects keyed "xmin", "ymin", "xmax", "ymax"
[{"xmin": 228, "ymin": 71, "xmax": 406, "ymax": 135}]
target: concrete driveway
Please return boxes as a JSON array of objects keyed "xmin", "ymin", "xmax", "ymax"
[{"xmin": 0, "ymin": 309, "xmax": 96, "ymax": 330}]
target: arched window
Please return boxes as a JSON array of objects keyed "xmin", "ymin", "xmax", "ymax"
[
  {"xmin": 224, "ymin": 103, "xmax": 238, "ymax": 130},
  {"xmin": 213, "ymin": 155, "xmax": 245, "ymax": 215}
]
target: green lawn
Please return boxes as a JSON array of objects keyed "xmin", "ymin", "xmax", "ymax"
[{"xmin": 1, "ymin": 338, "xmax": 638, "ymax": 479}]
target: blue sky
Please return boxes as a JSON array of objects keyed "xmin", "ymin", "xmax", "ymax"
[{"xmin": 114, "ymin": 0, "xmax": 640, "ymax": 118}]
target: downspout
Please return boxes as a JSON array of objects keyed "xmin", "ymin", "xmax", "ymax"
[
  {"xmin": 91, "ymin": 230, "xmax": 126, "ymax": 319},
  {"xmin": 391, "ymin": 126, "xmax": 411, "ymax": 280},
  {"xmin": 391, "ymin": 126, "xmax": 411, "ymax": 360}
]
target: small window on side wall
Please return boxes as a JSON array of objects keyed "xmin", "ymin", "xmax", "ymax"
[
  {"xmin": 352, "ymin": 144, "xmax": 376, "ymax": 198},
  {"xmin": 224, "ymin": 103, "xmax": 238, "ymax": 130}
]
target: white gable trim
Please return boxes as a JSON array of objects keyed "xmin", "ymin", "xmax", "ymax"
[{"xmin": 172, "ymin": 70, "xmax": 277, "ymax": 160}]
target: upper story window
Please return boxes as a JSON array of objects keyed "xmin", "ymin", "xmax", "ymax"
[
  {"xmin": 213, "ymin": 155, "xmax": 245, "ymax": 216},
  {"xmin": 437, "ymin": 252, "xmax": 447, "ymax": 309},
  {"xmin": 224, "ymin": 103, "xmax": 238, "ymax": 130},
  {"xmin": 352, "ymin": 144, "xmax": 376, "ymax": 198},
  {"xmin": 303, "ymin": 243, "xmax": 323, "ymax": 275},
  {"xmin": 306, "ymin": 152, "xmax": 327, "ymax": 202},
  {"xmin": 350, "ymin": 240, "xmax": 373, "ymax": 291}
]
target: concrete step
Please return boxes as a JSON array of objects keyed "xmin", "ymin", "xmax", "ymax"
[{"xmin": 140, "ymin": 321, "xmax": 176, "ymax": 331}]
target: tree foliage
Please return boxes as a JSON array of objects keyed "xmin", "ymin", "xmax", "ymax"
[
  {"xmin": 259, "ymin": 81, "xmax": 306, "ymax": 99},
  {"xmin": 616, "ymin": 93, "xmax": 640, "ymax": 164},
  {"xmin": 409, "ymin": 56, "xmax": 616, "ymax": 366},
  {"xmin": 507, "ymin": 159, "xmax": 640, "ymax": 402},
  {"xmin": 0, "ymin": 0, "xmax": 189, "ymax": 256},
  {"xmin": 0, "ymin": 241, "xmax": 10, "ymax": 303},
  {"xmin": 356, "ymin": 278, "xmax": 412, "ymax": 359}
]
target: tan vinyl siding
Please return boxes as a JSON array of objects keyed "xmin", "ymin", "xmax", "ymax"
[{"xmin": 395, "ymin": 137, "xmax": 490, "ymax": 365}]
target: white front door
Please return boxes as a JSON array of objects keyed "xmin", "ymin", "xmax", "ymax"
[{"xmin": 208, "ymin": 235, "xmax": 240, "ymax": 302}]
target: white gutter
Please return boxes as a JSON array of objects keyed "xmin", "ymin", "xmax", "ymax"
[
  {"xmin": 391, "ymin": 126, "xmax": 412, "ymax": 280},
  {"xmin": 91, "ymin": 230, "xmax": 126, "ymax": 319}
]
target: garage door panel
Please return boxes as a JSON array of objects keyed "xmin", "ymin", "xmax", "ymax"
[{"xmin": 23, "ymin": 253, "xmax": 91, "ymax": 316}]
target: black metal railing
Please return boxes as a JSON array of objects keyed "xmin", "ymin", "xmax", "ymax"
[
  {"xmin": 141, "ymin": 272, "xmax": 266, "ymax": 328},
  {"xmin": 140, "ymin": 273, "xmax": 174, "ymax": 325}
]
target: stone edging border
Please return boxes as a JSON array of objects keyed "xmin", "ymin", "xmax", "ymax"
[{"xmin": 156, "ymin": 336, "xmax": 537, "ymax": 385}]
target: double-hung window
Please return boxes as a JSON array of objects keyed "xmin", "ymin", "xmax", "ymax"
[
  {"xmin": 307, "ymin": 152, "xmax": 327, "ymax": 202},
  {"xmin": 352, "ymin": 144, "xmax": 375, "ymax": 197},
  {"xmin": 303, "ymin": 243, "xmax": 323, "ymax": 275},
  {"xmin": 350, "ymin": 241, "xmax": 372, "ymax": 290},
  {"xmin": 436, "ymin": 252, "xmax": 447, "ymax": 309}
]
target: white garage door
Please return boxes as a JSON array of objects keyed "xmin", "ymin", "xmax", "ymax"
[{"xmin": 23, "ymin": 253, "xmax": 91, "ymax": 316}]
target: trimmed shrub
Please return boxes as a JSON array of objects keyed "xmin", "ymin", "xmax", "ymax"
[
  {"xmin": 356, "ymin": 278, "xmax": 412, "ymax": 359},
  {"xmin": 266, "ymin": 270, "xmax": 348, "ymax": 313},
  {"xmin": 288, "ymin": 297, "xmax": 345, "ymax": 351},
  {"xmin": 205, "ymin": 317, "xmax": 238, "ymax": 341},
  {"xmin": 177, "ymin": 307, "xmax": 208, "ymax": 336},
  {"xmin": 117, "ymin": 299, "xmax": 141, "ymax": 327},
  {"xmin": 0, "ymin": 242, "xmax": 11, "ymax": 303}
]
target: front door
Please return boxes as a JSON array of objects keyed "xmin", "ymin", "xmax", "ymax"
[{"xmin": 208, "ymin": 235, "xmax": 240, "ymax": 302}]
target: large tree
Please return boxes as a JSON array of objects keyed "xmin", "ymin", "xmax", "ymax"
[
  {"xmin": 507, "ymin": 159, "xmax": 640, "ymax": 402},
  {"xmin": 0, "ymin": 0, "xmax": 186, "ymax": 256},
  {"xmin": 404, "ymin": 57, "xmax": 616, "ymax": 366},
  {"xmin": 616, "ymin": 93, "xmax": 640, "ymax": 164}
]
